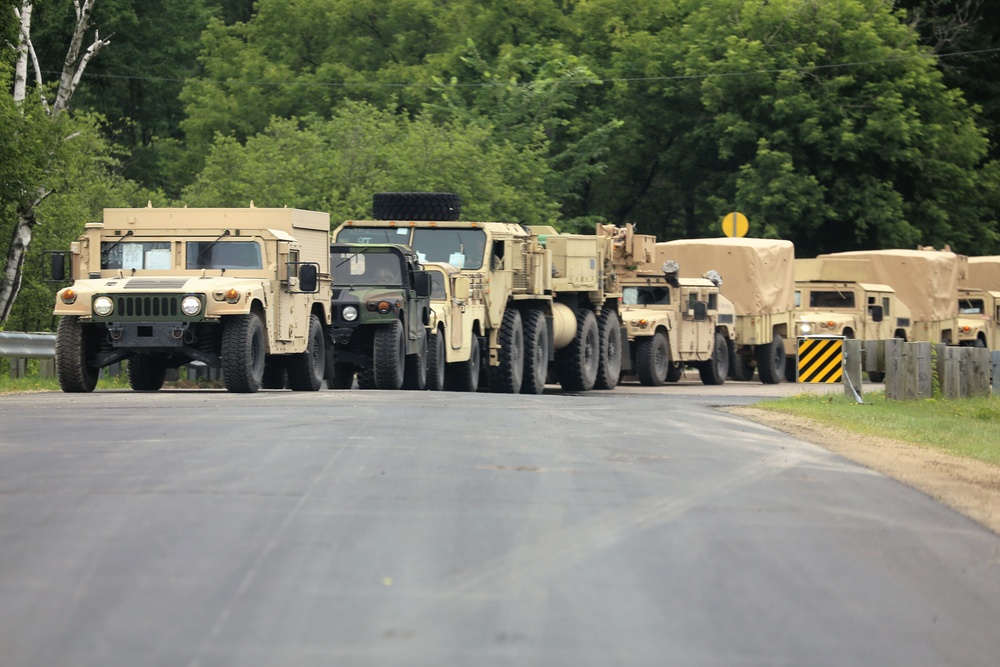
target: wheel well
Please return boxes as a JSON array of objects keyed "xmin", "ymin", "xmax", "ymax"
[
  {"xmin": 894, "ymin": 329, "xmax": 907, "ymax": 342},
  {"xmin": 843, "ymin": 328, "xmax": 855, "ymax": 339}
]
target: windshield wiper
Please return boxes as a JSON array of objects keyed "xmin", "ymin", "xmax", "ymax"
[
  {"xmin": 197, "ymin": 229, "xmax": 231, "ymax": 265},
  {"xmin": 100, "ymin": 229, "xmax": 134, "ymax": 262}
]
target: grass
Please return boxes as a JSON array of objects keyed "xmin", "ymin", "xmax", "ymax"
[{"xmin": 755, "ymin": 391, "xmax": 1000, "ymax": 466}]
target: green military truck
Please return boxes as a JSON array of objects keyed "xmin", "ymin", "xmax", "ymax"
[
  {"xmin": 50, "ymin": 206, "xmax": 332, "ymax": 393},
  {"xmin": 327, "ymin": 243, "xmax": 433, "ymax": 390}
]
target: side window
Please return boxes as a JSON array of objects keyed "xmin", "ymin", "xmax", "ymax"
[
  {"xmin": 708, "ymin": 293, "xmax": 718, "ymax": 310},
  {"xmin": 882, "ymin": 296, "xmax": 890, "ymax": 316},
  {"xmin": 794, "ymin": 290, "xmax": 801, "ymax": 308}
]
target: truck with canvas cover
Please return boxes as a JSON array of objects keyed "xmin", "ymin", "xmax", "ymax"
[
  {"xmin": 957, "ymin": 255, "xmax": 1000, "ymax": 350},
  {"xmin": 654, "ymin": 238, "xmax": 796, "ymax": 384},
  {"xmin": 817, "ymin": 249, "xmax": 963, "ymax": 346},
  {"xmin": 50, "ymin": 206, "xmax": 332, "ymax": 393},
  {"xmin": 605, "ymin": 225, "xmax": 735, "ymax": 386},
  {"xmin": 327, "ymin": 243, "xmax": 433, "ymax": 390},
  {"xmin": 332, "ymin": 192, "xmax": 623, "ymax": 393}
]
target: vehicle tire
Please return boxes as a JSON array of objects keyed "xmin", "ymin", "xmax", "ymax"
[
  {"xmin": 867, "ymin": 371, "xmax": 885, "ymax": 383},
  {"xmin": 356, "ymin": 367, "xmax": 376, "ymax": 389},
  {"xmin": 557, "ymin": 308, "xmax": 599, "ymax": 392},
  {"xmin": 728, "ymin": 344, "xmax": 755, "ymax": 381},
  {"xmin": 373, "ymin": 320, "xmax": 406, "ymax": 389},
  {"xmin": 328, "ymin": 362, "xmax": 355, "ymax": 389},
  {"xmin": 594, "ymin": 309, "xmax": 622, "ymax": 390},
  {"xmin": 489, "ymin": 309, "xmax": 524, "ymax": 393},
  {"xmin": 425, "ymin": 330, "xmax": 446, "ymax": 391},
  {"xmin": 403, "ymin": 326, "xmax": 428, "ymax": 390},
  {"xmin": 785, "ymin": 352, "xmax": 799, "ymax": 383},
  {"xmin": 55, "ymin": 316, "xmax": 100, "ymax": 393},
  {"xmin": 446, "ymin": 334, "xmax": 480, "ymax": 392},
  {"xmin": 262, "ymin": 357, "xmax": 287, "ymax": 389},
  {"xmin": 698, "ymin": 332, "xmax": 729, "ymax": 385},
  {"xmin": 520, "ymin": 309, "xmax": 548, "ymax": 395},
  {"xmin": 755, "ymin": 334, "xmax": 786, "ymax": 384},
  {"xmin": 666, "ymin": 361, "xmax": 683, "ymax": 383},
  {"xmin": 287, "ymin": 315, "xmax": 325, "ymax": 391},
  {"xmin": 127, "ymin": 355, "xmax": 168, "ymax": 391},
  {"xmin": 635, "ymin": 331, "xmax": 669, "ymax": 386},
  {"xmin": 372, "ymin": 192, "xmax": 462, "ymax": 221},
  {"xmin": 222, "ymin": 313, "xmax": 266, "ymax": 393}
]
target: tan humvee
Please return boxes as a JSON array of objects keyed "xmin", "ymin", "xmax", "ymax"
[
  {"xmin": 654, "ymin": 238, "xmax": 796, "ymax": 383},
  {"xmin": 422, "ymin": 262, "xmax": 488, "ymax": 391},
  {"xmin": 51, "ymin": 205, "xmax": 332, "ymax": 393},
  {"xmin": 334, "ymin": 193, "xmax": 624, "ymax": 394},
  {"xmin": 957, "ymin": 256, "xmax": 1000, "ymax": 350},
  {"xmin": 817, "ymin": 249, "xmax": 964, "ymax": 346},
  {"xmin": 605, "ymin": 225, "xmax": 735, "ymax": 385}
]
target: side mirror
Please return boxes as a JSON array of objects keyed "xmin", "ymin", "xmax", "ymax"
[
  {"xmin": 868, "ymin": 304, "xmax": 884, "ymax": 322},
  {"xmin": 297, "ymin": 263, "xmax": 319, "ymax": 293},
  {"xmin": 453, "ymin": 275, "xmax": 471, "ymax": 300},
  {"xmin": 413, "ymin": 271, "xmax": 432, "ymax": 298},
  {"xmin": 693, "ymin": 301, "xmax": 708, "ymax": 321},
  {"xmin": 50, "ymin": 252, "xmax": 67, "ymax": 282}
]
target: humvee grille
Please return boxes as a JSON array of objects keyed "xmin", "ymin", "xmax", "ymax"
[{"xmin": 95, "ymin": 293, "xmax": 198, "ymax": 321}]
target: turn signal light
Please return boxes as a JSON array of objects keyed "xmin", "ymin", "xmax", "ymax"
[
  {"xmin": 225, "ymin": 288, "xmax": 240, "ymax": 304},
  {"xmin": 60, "ymin": 289, "xmax": 77, "ymax": 304}
]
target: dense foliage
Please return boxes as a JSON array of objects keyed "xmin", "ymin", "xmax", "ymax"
[{"xmin": 3, "ymin": 0, "xmax": 999, "ymax": 328}]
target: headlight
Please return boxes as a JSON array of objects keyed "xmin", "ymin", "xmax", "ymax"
[
  {"xmin": 93, "ymin": 296, "xmax": 113, "ymax": 317},
  {"xmin": 342, "ymin": 305, "xmax": 358, "ymax": 322},
  {"xmin": 800, "ymin": 323, "xmax": 812, "ymax": 333},
  {"xmin": 181, "ymin": 295, "xmax": 202, "ymax": 316}
]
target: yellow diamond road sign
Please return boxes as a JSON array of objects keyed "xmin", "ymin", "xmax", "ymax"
[
  {"xmin": 797, "ymin": 336, "xmax": 844, "ymax": 383},
  {"xmin": 722, "ymin": 212, "xmax": 749, "ymax": 238}
]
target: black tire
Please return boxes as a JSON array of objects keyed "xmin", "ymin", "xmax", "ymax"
[
  {"xmin": 374, "ymin": 320, "xmax": 406, "ymax": 389},
  {"xmin": 372, "ymin": 192, "xmax": 462, "ymax": 221},
  {"xmin": 595, "ymin": 309, "xmax": 622, "ymax": 390},
  {"xmin": 446, "ymin": 334, "xmax": 480, "ymax": 392},
  {"xmin": 520, "ymin": 309, "xmax": 548, "ymax": 395},
  {"xmin": 127, "ymin": 355, "xmax": 168, "ymax": 391},
  {"xmin": 222, "ymin": 314, "xmax": 266, "ymax": 393},
  {"xmin": 489, "ymin": 309, "xmax": 524, "ymax": 393},
  {"xmin": 557, "ymin": 308, "xmax": 599, "ymax": 392},
  {"xmin": 357, "ymin": 367, "xmax": 376, "ymax": 389},
  {"xmin": 785, "ymin": 354, "xmax": 799, "ymax": 382},
  {"xmin": 666, "ymin": 360, "xmax": 684, "ymax": 383},
  {"xmin": 55, "ymin": 316, "xmax": 100, "ymax": 393},
  {"xmin": 728, "ymin": 344, "xmax": 755, "ymax": 381},
  {"xmin": 635, "ymin": 331, "xmax": 670, "ymax": 386},
  {"xmin": 867, "ymin": 371, "xmax": 885, "ymax": 383},
  {"xmin": 425, "ymin": 330, "xmax": 446, "ymax": 391},
  {"xmin": 698, "ymin": 332, "xmax": 729, "ymax": 385},
  {"xmin": 261, "ymin": 356, "xmax": 287, "ymax": 389},
  {"xmin": 329, "ymin": 362, "xmax": 355, "ymax": 389},
  {"xmin": 403, "ymin": 327, "xmax": 428, "ymax": 390},
  {"xmin": 287, "ymin": 315, "xmax": 325, "ymax": 391},
  {"xmin": 755, "ymin": 334, "xmax": 786, "ymax": 384}
]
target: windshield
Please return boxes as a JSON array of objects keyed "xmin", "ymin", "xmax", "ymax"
[
  {"xmin": 101, "ymin": 241, "xmax": 172, "ymax": 270},
  {"xmin": 332, "ymin": 250, "xmax": 403, "ymax": 286},
  {"xmin": 337, "ymin": 226, "xmax": 487, "ymax": 270},
  {"xmin": 185, "ymin": 241, "xmax": 263, "ymax": 269},
  {"xmin": 429, "ymin": 272, "xmax": 447, "ymax": 299},
  {"xmin": 960, "ymin": 299, "xmax": 985, "ymax": 314},
  {"xmin": 623, "ymin": 285, "xmax": 671, "ymax": 305},
  {"xmin": 809, "ymin": 290, "xmax": 855, "ymax": 308}
]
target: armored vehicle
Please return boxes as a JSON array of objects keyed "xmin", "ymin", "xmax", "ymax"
[
  {"xmin": 423, "ymin": 262, "xmax": 487, "ymax": 391},
  {"xmin": 51, "ymin": 206, "xmax": 331, "ymax": 393},
  {"xmin": 655, "ymin": 238, "xmax": 796, "ymax": 384},
  {"xmin": 327, "ymin": 243, "xmax": 433, "ymax": 390},
  {"xmin": 605, "ymin": 225, "xmax": 735, "ymax": 385},
  {"xmin": 333, "ymin": 192, "xmax": 624, "ymax": 394}
]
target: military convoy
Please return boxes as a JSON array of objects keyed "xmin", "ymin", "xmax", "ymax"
[{"xmin": 51, "ymin": 206, "xmax": 331, "ymax": 393}]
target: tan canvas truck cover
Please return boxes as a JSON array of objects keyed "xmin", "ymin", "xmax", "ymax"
[
  {"xmin": 817, "ymin": 249, "xmax": 961, "ymax": 322},
  {"xmin": 794, "ymin": 257, "xmax": 871, "ymax": 283},
  {"xmin": 963, "ymin": 256, "xmax": 1000, "ymax": 290},
  {"xmin": 655, "ymin": 238, "xmax": 795, "ymax": 315}
]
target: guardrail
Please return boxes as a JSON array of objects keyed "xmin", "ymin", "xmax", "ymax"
[{"xmin": 0, "ymin": 331, "xmax": 56, "ymax": 358}]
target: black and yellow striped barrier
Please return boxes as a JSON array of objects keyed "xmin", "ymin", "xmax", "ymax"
[{"xmin": 797, "ymin": 336, "xmax": 844, "ymax": 383}]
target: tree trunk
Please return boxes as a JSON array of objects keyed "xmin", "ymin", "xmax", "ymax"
[{"xmin": 0, "ymin": 209, "xmax": 35, "ymax": 323}]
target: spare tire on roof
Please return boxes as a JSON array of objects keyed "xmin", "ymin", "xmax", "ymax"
[{"xmin": 372, "ymin": 192, "xmax": 462, "ymax": 221}]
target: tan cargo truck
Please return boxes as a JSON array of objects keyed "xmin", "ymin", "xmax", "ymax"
[
  {"xmin": 817, "ymin": 249, "xmax": 964, "ymax": 346},
  {"xmin": 654, "ymin": 238, "xmax": 796, "ymax": 384},
  {"xmin": 606, "ymin": 225, "xmax": 735, "ymax": 385},
  {"xmin": 50, "ymin": 206, "xmax": 332, "ymax": 393},
  {"xmin": 332, "ymin": 192, "xmax": 623, "ymax": 394}
]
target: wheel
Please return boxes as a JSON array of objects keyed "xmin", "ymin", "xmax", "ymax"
[
  {"xmin": 127, "ymin": 355, "xmax": 168, "ymax": 391},
  {"xmin": 867, "ymin": 371, "xmax": 885, "ymax": 383},
  {"xmin": 755, "ymin": 334, "xmax": 786, "ymax": 384},
  {"xmin": 357, "ymin": 367, "xmax": 376, "ymax": 389},
  {"xmin": 287, "ymin": 314, "xmax": 325, "ymax": 391},
  {"xmin": 785, "ymin": 354, "xmax": 799, "ymax": 382},
  {"xmin": 425, "ymin": 330, "xmax": 446, "ymax": 391},
  {"xmin": 445, "ymin": 334, "xmax": 480, "ymax": 392},
  {"xmin": 728, "ymin": 344, "xmax": 755, "ymax": 381},
  {"xmin": 666, "ymin": 361, "xmax": 683, "ymax": 383},
  {"xmin": 698, "ymin": 332, "xmax": 729, "ymax": 385},
  {"xmin": 222, "ymin": 314, "xmax": 266, "ymax": 393},
  {"xmin": 372, "ymin": 192, "xmax": 462, "ymax": 221},
  {"xmin": 55, "ymin": 316, "xmax": 100, "ymax": 393},
  {"xmin": 556, "ymin": 308, "xmax": 599, "ymax": 392},
  {"xmin": 594, "ymin": 309, "xmax": 622, "ymax": 390},
  {"xmin": 520, "ymin": 309, "xmax": 548, "ymax": 395},
  {"xmin": 403, "ymin": 326, "xmax": 428, "ymax": 390},
  {"xmin": 261, "ymin": 356, "xmax": 287, "ymax": 389},
  {"xmin": 635, "ymin": 331, "xmax": 669, "ymax": 386},
  {"xmin": 373, "ymin": 320, "xmax": 406, "ymax": 389},
  {"xmin": 489, "ymin": 309, "xmax": 524, "ymax": 393},
  {"xmin": 328, "ymin": 362, "xmax": 355, "ymax": 389}
]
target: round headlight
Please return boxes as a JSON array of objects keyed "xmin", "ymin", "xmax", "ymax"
[
  {"xmin": 181, "ymin": 295, "xmax": 202, "ymax": 316},
  {"xmin": 342, "ymin": 305, "xmax": 358, "ymax": 322},
  {"xmin": 800, "ymin": 323, "xmax": 812, "ymax": 333},
  {"xmin": 93, "ymin": 296, "xmax": 114, "ymax": 317}
]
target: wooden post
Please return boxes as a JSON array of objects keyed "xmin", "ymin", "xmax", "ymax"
[
  {"xmin": 915, "ymin": 342, "xmax": 933, "ymax": 399},
  {"xmin": 939, "ymin": 344, "xmax": 959, "ymax": 399},
  {"xmin": 885, "ymin": 339, "xmax": 903, "ymax": 400},
  {"xmin": 993, "ymin": 351, "xmax": 1000, "ymax": 394},
  {"xmin": 844, "ymin": 339, "xmax": 863, "ymax": 400},
  {"xmin": 969, "ymin": 348, "xmax": 991, "ymax": 398}
]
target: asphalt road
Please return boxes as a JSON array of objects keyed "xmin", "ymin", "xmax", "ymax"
[{"xmin": 1, "ymin": 382, "xmax": 998, "ymax": 667}]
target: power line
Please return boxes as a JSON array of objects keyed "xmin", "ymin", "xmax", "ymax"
[{"xmin": 39, "ymin": 46, "xmax": 1000, "ymax": 89}]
